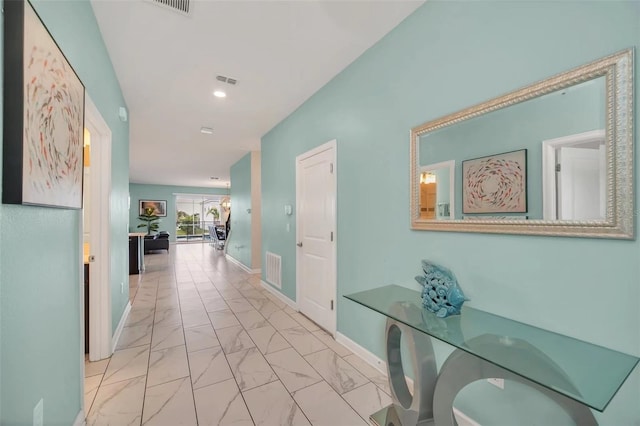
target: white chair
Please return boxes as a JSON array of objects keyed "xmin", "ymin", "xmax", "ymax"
[{"xmin": 209, "ymin": 225, "xmax": 225, "ymax": 250}]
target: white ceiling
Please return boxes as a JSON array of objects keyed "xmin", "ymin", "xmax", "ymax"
[{"xmin": 91, "ymin": 0, "xmax": 423, "ymax": 188}]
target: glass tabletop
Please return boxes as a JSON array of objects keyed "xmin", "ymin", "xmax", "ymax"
[{"xmin": 344, "ymin": 285, "xmax": 639, "ymax": 412}]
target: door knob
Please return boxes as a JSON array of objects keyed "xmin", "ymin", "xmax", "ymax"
[{"xmin": 296, "ymin": 242, "xmax": 303, "ymax": 247}]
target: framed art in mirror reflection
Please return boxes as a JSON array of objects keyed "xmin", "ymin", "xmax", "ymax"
[{"xmin": 462, "ymin": 149, "xmax": 527, "ymax": 214}]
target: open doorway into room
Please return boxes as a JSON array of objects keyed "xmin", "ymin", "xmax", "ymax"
[{"xmin": 542, "ymin": 129, "xmax": 606, "ymax": 221}]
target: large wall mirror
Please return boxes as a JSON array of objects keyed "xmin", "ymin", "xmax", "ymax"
[{"xmin": 411, "ymin": 49, "xmax": 634, "ymax": 239}]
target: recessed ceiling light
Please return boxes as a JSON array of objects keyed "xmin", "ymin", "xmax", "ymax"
[
  {"xmin": 213, "ymin": 90, "xmax": 226, "ymax": 98},
  {"xmin": 200, "ymin": 127, "xmax": 213, "ymax": 134}
]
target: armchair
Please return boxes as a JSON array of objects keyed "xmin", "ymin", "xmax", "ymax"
[{"xmin": 208, "ymin": 226, "xmax": 226, "ymax": 250}]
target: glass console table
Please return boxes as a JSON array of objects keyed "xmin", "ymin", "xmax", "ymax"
[{"xmin": 344, "ymin": 285, "xmax": 639, "ymax": 426}]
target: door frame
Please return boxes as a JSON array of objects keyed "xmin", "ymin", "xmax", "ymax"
[
  {"xmin": 541, "ymin": 129, "xmax": 605, "ymax": 220},
  {"xmin": 295, "ymin": 139, "xmax": 337, "ymax": 335},
  {"xmin": 420, "ymin": 159, "xmax": 455, "ymax": 220},
  {"xmin": 83, "ymin": 94, "xmax": 113, "ymax": 362}
]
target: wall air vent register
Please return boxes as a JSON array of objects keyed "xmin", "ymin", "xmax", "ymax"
[
  {"xmin": 216, "ymin": 75, "xmax": 238, "ymax": 85},
  {"xmin": 147, "ymin": 0, "xmax": 191, "ymax": 16}
]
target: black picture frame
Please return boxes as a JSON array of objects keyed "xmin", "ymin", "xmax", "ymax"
[
  {"xmin": 3, "ymin": 0, "xmax": 86, "ymax": 209},
  {"xmin": 140, "ymin": 200, "xmax": 167, "ymax": 217}
]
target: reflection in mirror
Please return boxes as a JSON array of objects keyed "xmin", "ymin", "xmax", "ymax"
[
  {"xmin": 542, "ymin": 129, "xmax": 606, "ymax": 221},
  {"xmin": 419, "ymin": 160, "xmax": 454, "ymax": 220},
  {"xmin": 410, "ymin": 49, "xmax": 633, "ymax": 238},
  {"xmin": 419, "ymin": 77, "xmax": 605, "ymax": 221}
]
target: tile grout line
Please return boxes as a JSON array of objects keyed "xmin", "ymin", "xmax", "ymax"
[
  {"xmin": 243, "ymin": 291, "xmax": 383, "ymax": 425},
  {"xmin": 139, "ymin": 274, "xmax": 162, "ymax": 426},
  {"xmin": 85, "ymin": 273, "xmax": 155, "ymax": 422},
  {"xmin": 228, "ymin": 280, "xmax": 314, "ymax": 426},
  {"xmin": 242, "ymin": 282, "xmax": 361, "ymax": 423},
  {"xmin": 191, "ymin": 250, "xmax": 270, "ymax": 424},
  {"xmin": 89, "ymin": 246, "xmax": 389, "ymax": 426},
  {"xmin": 190, "ymin": 258, "xmax": 273, "ymax": 425},
  {"xmin": 210, "ymin": 285, "xmax": 260, "ymax": 426},
  {"xmin": 176, "ymin": 268, "xmax": 201, "ymax": 426}
]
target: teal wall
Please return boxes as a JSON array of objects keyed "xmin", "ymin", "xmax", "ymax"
[
  {"xmin": 0, "ymin": 0, "xmax": 129, "ymax": 424},
  {"xmin": 420, "ymin": 78, "xmax": 605, "ymax": 219},
  {"xmin": 228, "ymin": 154, "xmax": 253, "ymax": 268},
  {"xmin": 261, "ymin": 1, "xmax": 639, "ymax": 424},
  {"xmin": 129, "ymin": 183, "xmax": 228, "ymax": 242}
]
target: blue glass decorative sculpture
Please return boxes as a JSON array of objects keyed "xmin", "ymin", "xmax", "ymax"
[{"xmin": 415, "ymin": 260, "xmax": 468, "ymax": 318}]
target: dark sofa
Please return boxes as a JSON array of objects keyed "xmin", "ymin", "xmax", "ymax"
[{"xmin": 144, "ymin": 231, "xmax": 170, "ymax": 253}]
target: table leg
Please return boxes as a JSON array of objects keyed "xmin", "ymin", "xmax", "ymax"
[
  {"xmin": 137, "ymin": 235, "xmax": 145, "ymax": 273},
  {"xmin": 432, "ymin": 335, "xmax": 598, "ymax": 426},
  {"xmin": 372, "ymin": 305, "xmax": 598, "ymax": 426},
  {"xmin": 372, "ymin": 304, "xmax": 438, "ymax": 426}
]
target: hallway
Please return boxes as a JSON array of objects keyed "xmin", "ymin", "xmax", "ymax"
[{"xmin": 84, "ymin": 244, "xmax": 391, "ymax": 425}]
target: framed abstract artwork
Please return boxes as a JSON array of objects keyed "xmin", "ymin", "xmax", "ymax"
[
  {"xmin": 139, "ymin": 200, "xmax": 167, "ymax": 217},
  {"xmin": 3, "ymin": 0, "xmax": 85, "ymax": 209},
  {"xmin": 462, "ymin": 215, "xmax": 529, "ymax": 220},
  {"xmin": 462, "ymin": 149, "xmax": 527, "ymax": 214}
]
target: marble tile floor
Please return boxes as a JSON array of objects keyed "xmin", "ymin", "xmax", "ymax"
[{"xmin": 84, "ymin": 243, "xmax": 392, "ymax": 426}]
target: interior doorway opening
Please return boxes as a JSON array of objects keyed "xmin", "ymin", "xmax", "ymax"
[
  {"xmin": 82, "ymin": 95, "xmax": 113, "ymax": 363},
  {"xmin": 542, "ymin": 129, "xmax": 606, "ymax": 221}
]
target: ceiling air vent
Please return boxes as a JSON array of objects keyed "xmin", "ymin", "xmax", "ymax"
[
  {"xmin": 216, "ymin": 75, "xmax": 238, "ymax": 86},
  {"xmin": 148, "ymin": 0, "xmax": 191, "ymax": 16}
]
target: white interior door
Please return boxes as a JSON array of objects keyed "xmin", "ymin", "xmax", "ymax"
[
  {"xmin": 541, "ymin": 129, "xmax": 605, "ymax": 220},
  {"xmin": 296, "ymin": 140, "xmax": 336, "ymax": 335},
  {"xmin": 558, "ymin": 146, "xmax": 605, "ymax": 220},
  {"xmin": 84, "ymin": 95, "xmax": 113, "ymax": 362}
]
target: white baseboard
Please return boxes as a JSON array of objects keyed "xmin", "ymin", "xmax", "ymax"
[
  {"xmin": 73, "ymin": 409, "xmax": 86, "ymax": 426},
  {"xmin": 111, "ymin": 301, "xmax": 131, "ymax": 352},
  {"xmin": 223, "ymin": 230, "xmax": 231, "ymax": 255},
  {"xmin": 225, "ymin": 254, "xmax": 261, "ymax": 274},
  {"xmin": 335, "ymin": 332, "xmax": 480, "ymax": 426},
  {"xmin": 335, "ymin": 332, "xmax": 387, "ymax": 375},
  {"xmin": 261, "ymin": 280, "xmax": 298, "ymax": 310},
  {"xmin": 453, "ymin": 407, "xmax": 481, "ymax": 426}
]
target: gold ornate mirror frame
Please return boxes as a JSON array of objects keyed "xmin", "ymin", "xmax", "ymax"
[{"xmin": 410, "ymin": 49, "xmax": 634, "ymax": 239}]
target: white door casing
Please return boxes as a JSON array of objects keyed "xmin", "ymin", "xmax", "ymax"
[
  {"xmin": 296, "ymin": 140, "xmax": 337, "ymax": 335},
  {"xmin": 541, "ymin": 129, "xmax": 605, "ymax": 220},
  {"xmin": 84, "ymin": 95, "xmax": 113, "ymax": 362}
]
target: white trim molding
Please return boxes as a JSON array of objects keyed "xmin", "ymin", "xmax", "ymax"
[
  {"xmin": 73, "ymin": 410, "xmax": 86, "ymax": 426},
  {"xmin": 453, "ymin": 408, "xmax": 481, "ymax": 426},
  {"xmin": 420, "ymin": 159, "xmax": 455, "ymax": 220},
  {"xmin": 542, "ymin": 129, "xmax": 606, "ymax": 220},
  {"xmin": 85, "ymin": 94, "xmax": 113, "ymax": 362},
  {"xmin": 336, "ymin": 332, "xmax": 387, "ymax": 374},
  {"xmin": 261, "ymin": 280, "xmax": 298, "ymax": 310},
  {"xmin": 111, "ymin": 301, "xmax": 131, "ymax": 352},
  {"xmin": 225, "ymin": 253, "xmax": 261, "ymax": 274},
  {"xmin": 336, "ymin": 332, "xmax": 480, "ymax": 426}
]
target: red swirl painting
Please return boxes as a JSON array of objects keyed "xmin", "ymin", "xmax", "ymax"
[
  {"xmin": 22, "ymin": 2, "xmax": 84, "ymax": 208},
  {"xmin": 3, "ymin": 0, "xmax": 85, "ymax": 209},
  {"xmin": 462, "ymin": 149, "xmax": 527, "ymax": 214}
]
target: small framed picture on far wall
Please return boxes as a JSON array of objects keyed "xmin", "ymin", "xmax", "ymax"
[{"xmin": 139, "ymin": 200, "xmax": 167, "ymax": 217}]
